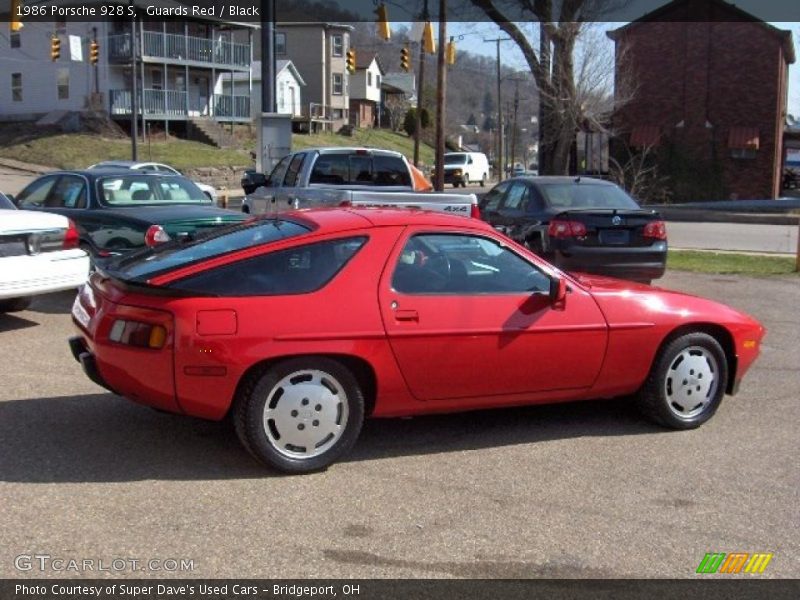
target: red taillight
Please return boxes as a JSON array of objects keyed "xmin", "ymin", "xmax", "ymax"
[
  {"xmin": 109, "ymin": 319, "xmax": 167, "ymax": 349},
  {"xmin": 643, "ymin": 220, "xmax": 667, "ymax": 240},
  {"xmin": 63, "ymin": 218, "xmax": 80, "ymax": 250},
  {"xmin": 548, "ymin": 219, "xmax": 587, "ymax": 238},
  {"xmin": 144, "ymin": 224, "xmax": 171, "ymax": 247},
  {"xmin": 470, "ymin": 203, "xmax": 481, "ymax": 219}
]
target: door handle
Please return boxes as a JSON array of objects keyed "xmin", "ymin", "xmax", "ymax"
[{"xmin": 394, "ymin": 309, "xmax": 419, "ymax": 321}]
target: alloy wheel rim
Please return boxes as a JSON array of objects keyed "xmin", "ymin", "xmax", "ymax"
[
  {"xmin": 262, "ymin": 369, "xmax": 349, "ymax": 459},
  {"xmin": 664, "ymin": 346, "xmax": 719, "ymax": 419}
]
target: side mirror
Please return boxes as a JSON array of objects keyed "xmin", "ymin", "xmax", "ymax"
[
  {"xmin": 549, "ymin": 276, "xmax": 567, "ymax": 305},
  {"xmin": 251, "ymin": 173, "xmax": 267, "ymax": 188}
]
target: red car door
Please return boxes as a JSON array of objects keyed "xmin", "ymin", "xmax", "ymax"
[{"xmin": 378, "ymin": 228, "xmax": 608, "ymax": 402}]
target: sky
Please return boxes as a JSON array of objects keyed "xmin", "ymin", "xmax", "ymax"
[{"xmin": 444, "ymin": 20, "xmax": 800, "ymax": 116}]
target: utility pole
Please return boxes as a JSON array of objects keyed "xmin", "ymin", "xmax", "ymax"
[
  {"xmin": 484, "ymin": 37, "xmax": 510, "ymax": 182},
  {"xmin": 510, "ymin": 79, "xmax": 520, "ymax": 172},
  {"xmin": 129, "ymin": 5, "xmax": 138, "ymax": 160},
  {"xmin": 413, "ymin": 0, "xmax": 429, "ymax": 167},
  {"xmin": 434, "ymin": 0, "xmax": 447, "ymax": 191},
  {"xmin": 261, "ymin": 0, "xmax": 276, "ymax": 113}
]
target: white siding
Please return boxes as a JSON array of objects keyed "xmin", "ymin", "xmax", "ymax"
[
  {"xmin": 350, "ymin": 58, "xmax": 382, "ymax": 103},
  {"xmin": 0, "ymin": 21, "xmax": 114, "ymax": 119}
]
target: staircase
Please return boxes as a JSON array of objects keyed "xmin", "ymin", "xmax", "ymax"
[{"xmin": 188, "ymin": 118, "xmax": 237, "ymax": 148}]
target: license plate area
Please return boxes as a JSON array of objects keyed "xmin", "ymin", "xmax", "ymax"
[
  {"xmin": 72, "ymin": 295, "xmax": 91, "ymax": 330},
  {"xmin": 599, "ymin": 229, "xmax": 630, "ymax": 245},
  {"xmin": 0, "ymin": 238, "xmax": 27, "ymax": 257}
]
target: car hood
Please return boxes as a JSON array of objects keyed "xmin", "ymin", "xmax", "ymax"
[
  {"xmin": 572, "ymin": 272, "xmax": 763, "ymax": 331},
  {"xmin": 0, "ymin": 209, "xmax": 68, "ymax": 234}
]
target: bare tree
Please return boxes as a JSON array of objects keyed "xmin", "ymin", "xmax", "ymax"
[
  {"xmin": 384, "ymin": 94, "xmax": 412, "ymax": 132},
  {"xmin": 469, "ymin": 0, "xmax": 631, "ymax": 175},
  {"xmin": 608, "ymin": 143, "xmax": 671, "ymax": 205}
]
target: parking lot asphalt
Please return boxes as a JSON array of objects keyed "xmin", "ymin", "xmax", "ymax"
[{"xmin": 0, "ymin": 271, "xmax": 798, "ymax": 579}]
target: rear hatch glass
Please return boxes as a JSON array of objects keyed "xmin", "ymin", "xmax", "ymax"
[{"xmin": 105, "ymin": 218, "xmax": 310, "ymax": 282}]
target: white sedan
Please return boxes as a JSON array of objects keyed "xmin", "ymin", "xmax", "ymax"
[
  {"xmin": 87, "ymin": 161, "xmax": 218, "ymax": 202},
  {"xmin": 0, "ymin": 192, "xmax": 89, "ymax": 312}
]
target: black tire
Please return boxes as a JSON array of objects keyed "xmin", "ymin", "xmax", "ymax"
[
  {"xmin": 637, "ymin": 332, "xmax": 728, "ymax": 429},
  {"xmin": 0, "ymin": 296, "xmax": 32, "ymax": 313},
  {"xmin": 233, "ymin": 357, "xmax": 365, "ymax": 473},
  {"xmin": 524, "ymin": 236, "xmax": 544, "ymax": 255},
  {"xmin": 480, "ymin": 174, "xmax": 486, "ymax": 187}
]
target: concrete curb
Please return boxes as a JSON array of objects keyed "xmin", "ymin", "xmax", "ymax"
[{"xmin": 0, "ymin": 157, "xmax": 52, "ymax": 175}]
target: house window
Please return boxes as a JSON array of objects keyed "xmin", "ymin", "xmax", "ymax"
[
  {"xmin": 367, "ymin": 72, "xmax": 372, "ymax": 86},
  {"xmin": 332, "ymin": 73, "xmax": 343, "ymax": 95},
  {"xmin": 730, "ymin": 148, "xmax": 757, "ymax": 160},
  {"xmin": 376, "ymin": 74, "xmax": 381, "ymax": 88},
  {"xmin": 11, "ymin": 73, "xmax": 22, "ymax": 102},
  {"xmin": 175, "ymin": 75, "xmax": 186, "ymax": 92},
  {"xmin": 332, "ymin": 108, "xmax": 343, "ymax": 120},
  {"xmin": 151, "ymin": 69, "xmax": 163, "ymax": 90},
  {"xmin": 331, "ymin": 34, "xmax": 343, "ymax": 57},
  {"xmin": 728, "ymin": 126, "xmax": 759, "ymax": 160},
  {"xmin": 10, "ymin": 32, "xmax": 20, "ymax": 49},
  {"xmin": 276, "ymin": 32, "xmax": 286, "ymax": 56},
  {"xmin": 57, "ymin": 69, "xmax": 69, "ymax": 100}
]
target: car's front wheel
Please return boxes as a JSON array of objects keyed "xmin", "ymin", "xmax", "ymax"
[
  {"xmin": 637, "ymin": 332, "xmax": 728, "ymax": 429},
  {"xmin": 234, "ymin": 357, "xmax": 365, "ymax": 473}
]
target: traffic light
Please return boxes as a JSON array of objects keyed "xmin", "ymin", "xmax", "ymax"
[
  {"xmin": 50, "ymin": 35, "xmax": 61, "ymax": 61},
  {"xmin": 422, "ymin": 22, "xmax": 436, "ymax": 54},
  {"xmin": 10, "ymin": 0, "xmax": 23, "ymax": 32},
  {"xmin": 400, "ymin": 45, "xmax": 411, "ymax": 72},
  {"xmin": 90, "ymin": 39, "xmax": 99, "ymax": 65},
  {"xmin": 346, "ymin": 48, "xmax": 356, "ymax": 74},
  {"xmin": 446, "ymin": 37, "xmax": 456, "ymax": 65},
  {"xmin": 375, "ymin": 3, "xmax": 391, "ymax": 41}
]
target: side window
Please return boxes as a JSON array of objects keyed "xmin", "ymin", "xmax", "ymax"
[
  {"xmin": 283, "ymin": 153, "xmax": 306, "ymax": 187},
  {"xmin": 169, "ymin": 237, "xmax": 367, "ymax": 296},
  {"xmin": 481, "ymin": 182, "xmax": 509, "ymax": 211},
  {"xmin": 48, "ymin": 176, "xmax": 87, "ymax": 208},
  {"xmin": 501, "ymin": 182, "xmax": 529, "ymax": 211},
  {"xmin": 392, "ymin": 234, "xmax": 551, "ymax": 295},
  {"xmin": 15, "ymin": 176, "xmax": 59, "ymax": 208},
  {"xmin": 267, "ymin": 155, "xmax": 291, "ymax": 187}
]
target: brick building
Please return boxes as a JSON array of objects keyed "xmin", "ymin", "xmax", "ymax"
[{"xmin": 608, "ymin": 0, "xmax": 794, "ymax": 200}]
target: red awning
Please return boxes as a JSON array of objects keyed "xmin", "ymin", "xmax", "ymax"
[
  {"xmin": 629, "ymin": 125, "xmax": 661, "ymax": 148},
  {"xmin": 728, "ymin": 127, "xmax": 760, "ymax": 150}
]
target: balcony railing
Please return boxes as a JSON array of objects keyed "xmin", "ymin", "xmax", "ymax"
[
  {"xmin": 214, "ymin": 94, "xmax": 250, "ymax": 119},
  {"xmin": 107, "ymin": 32, "xmax": 251, "ymax": 68},
  {"xmin": 109, "ymin": 89, "xmax": 250, "ymax": 120}
]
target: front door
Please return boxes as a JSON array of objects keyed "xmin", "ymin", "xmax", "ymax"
[{"xmin": 378, "ymin": 229, "xmax": 608, "ymax": 401}]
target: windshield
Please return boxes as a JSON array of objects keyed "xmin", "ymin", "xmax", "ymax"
[
  {"xmin": 444, "ymin": 154, "xmax": 467, "ymax": 165},
  {"xmin": 108, "ymin": 219, "xmax": 310, "ymax": 281},
  {"xmin": 539, "ymin": 183, "xmax": 641, "ymax": 210},
  {"xmin": 97, "ymin": 175, "xmax": 210, "ymax": 206}
]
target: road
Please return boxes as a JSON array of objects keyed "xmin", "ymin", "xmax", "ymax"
[
  {"xmin": 1, "ymin": 271, "xmax": 798, "ymax": 578},
  {"xmin": 2, "ymin": 169, "xmax": 797, "ymax": 254}
]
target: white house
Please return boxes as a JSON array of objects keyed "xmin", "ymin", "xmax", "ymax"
[
  {"xmin": 220, "ymin": 60, "xmax": 305, "ymax": 120},
  {"xmin": 0, "ymin": 4, "xmax": 256, "ymax": 136},
  {"xmin": 349, "ymin": 53, "xmax": 384, "ymax": 128}
]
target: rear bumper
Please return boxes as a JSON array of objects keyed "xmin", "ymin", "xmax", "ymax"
[
  {"xmin": 443, "ymin": 172, "xmax": 466, "ymax": 184},
  {"xmin": 68, "ymin": 336, "xmax": 118, "ymax": 394},
  {"xmin": 552, "ymin": 241, "xmax": 668, "ymax": 281},
  {"xmin": 0, "ymin": 250, "xmax": 89, "ymax": 300}
]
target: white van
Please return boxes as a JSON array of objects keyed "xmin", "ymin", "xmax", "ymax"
[{"xmin": 441, "ymin": 152, "xmax": 490, "ymax": 187}]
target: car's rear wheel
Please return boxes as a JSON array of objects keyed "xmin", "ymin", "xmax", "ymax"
[
  {"xmin": 637, "ymin": 332, "xmax": 728, "ymax": 429},
  {"xmin": 0, "ymin": 296, "xmax": 32, "ymax": 313},
  {"xmin": 234, "ymin": 357, "xmax": 364, "ymax": 473}
]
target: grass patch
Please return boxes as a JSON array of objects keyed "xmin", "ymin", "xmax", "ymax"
[
  {"xmin": 668, "ymin": 250, "xmax": 798, "ymax": 276},
  {"xmin": 0, "ymin": 134, "xmax": 250, "ymax": 170},
  {"xmin": 0, "ymin": 128, "xmax": 434, "ymax": 171}
]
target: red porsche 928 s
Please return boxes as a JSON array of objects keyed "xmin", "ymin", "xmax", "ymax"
[{"xmin": 69, "ymin": 208, "xmax": 764, "ymax": 473}]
